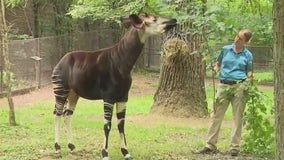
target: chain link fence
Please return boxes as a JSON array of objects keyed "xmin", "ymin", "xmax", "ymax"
[
  {"xmin": 0, "ymin": 30, "xmax": 273, "ymax": 96},
  {"xmin": 0, "ymin": 29, "xmax": 120, "ymax": 96},
  {"xmin": 144, "ymin": 39, "xmax": 273, "ymax": 71}
]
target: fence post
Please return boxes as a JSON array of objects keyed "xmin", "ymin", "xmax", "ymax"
[
  {"xmin": 36, "ymin": 38, "xmax": 41, "ymax": 89},
  {"xmin": 0, "ymin": 48, "xmax": 2, "ymax": 92},
  {"xmin": 31, "ymin": 38, "xmax": 42, "ymax": 89}
]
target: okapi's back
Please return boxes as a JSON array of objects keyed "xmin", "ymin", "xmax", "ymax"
[{"xmin": 52, "ymin": 51, "xmax": 104, "ymax": 77}]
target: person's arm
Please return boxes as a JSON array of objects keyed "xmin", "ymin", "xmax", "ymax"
[
  {"xmin": 212, "ymin": 48, "xmax": 224, "ymax": 75},
  {"xmin": 246, "ymin": 59, "xmax": 254, "ymax": 80}
]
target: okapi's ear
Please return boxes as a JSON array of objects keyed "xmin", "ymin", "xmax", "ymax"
[{"xmin": 129, "ymin": 14, "xmax": 144, "ymax": 29}]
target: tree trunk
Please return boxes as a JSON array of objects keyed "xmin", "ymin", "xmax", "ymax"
[
  {"xmin": 0, "ymin": 0, "xmax": 16, "ymax": 126},
  {"xmin": 8, "ymin": 97, "xmax": 16, "ymax": 125},
  {"xmin": 32, "ymin": 0, "xmax": 40, "ymax": 38},
  {"xmin": 274, "ymin": 0, "xmax": 284, "ymax": 159},
  {"xmin": 151, "ymin": 38, "xmax": 208, "ymax": 117}
]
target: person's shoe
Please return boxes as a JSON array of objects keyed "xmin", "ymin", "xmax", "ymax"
[
  {"xmin": 230, "ymin": 149, "xmax": 239, "ymax": 156},
  {"xmin": 196, "ymin": 147, "xmax": 217, "ymax": 154}
]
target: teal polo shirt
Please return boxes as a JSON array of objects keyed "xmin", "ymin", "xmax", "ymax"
[{"xmin": 216, "ymin": 44, "xmax": 253, "ymax": 81}]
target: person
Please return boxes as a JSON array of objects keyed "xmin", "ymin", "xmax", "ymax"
[{"xmin": 197, "ymin": 29, "xmax": 253, "ymax": 157}]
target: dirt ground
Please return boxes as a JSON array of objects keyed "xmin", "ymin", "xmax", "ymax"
[
  {"xmin": 0, "ymin": 74, "xmax": 274, "ymax": 160},
  {"xmin": 0, "ymin": 74, "xmax": 273, "ymax": 109},
  {"xmin": 0, "ymin": 74, "xmax": 159, "ymax": 109}
]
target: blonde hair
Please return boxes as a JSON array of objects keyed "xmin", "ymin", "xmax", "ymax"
[{"xmin": 240, "ymin": 29, "xmax": 252, "ymax": 42}]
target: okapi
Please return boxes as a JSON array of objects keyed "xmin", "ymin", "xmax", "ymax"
[{"xmin": 52, "ymin": 13, "xmax": 177, "ymax": 160}]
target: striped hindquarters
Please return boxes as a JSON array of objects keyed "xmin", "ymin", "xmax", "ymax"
[{"xmin": 52, "ymin": 72, "xmax": 69, "ymax": 116}]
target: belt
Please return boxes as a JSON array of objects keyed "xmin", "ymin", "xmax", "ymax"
[{"xmin": 220, "ymin": 79, "xmax": 246, "ymax": 85}]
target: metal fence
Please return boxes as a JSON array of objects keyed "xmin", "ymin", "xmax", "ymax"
[
  {"xmin": 0, "ymin": 30, "xmax": 273, "ymax": 95},
  {"xmin": 0, "ymin": 29, "xmax": 120, "ymax": 95},
  {"xmin": 248, "ymin": 46, "xmax": 273, "ymax": 69},
  {"xmin": 144, "ymin": 39, "xmax": 273, "ymax": 71}
]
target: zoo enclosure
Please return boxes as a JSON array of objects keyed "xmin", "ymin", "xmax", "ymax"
[
  {"xmin": 0, "ymin": 29, "xmax": 120, "ymax": 95},
  {"xmin": 144, "ymin": 39, "xmax": 273, "ymax": 71},
  {"xmin": 0, "ymin": 29, "xmax": 273, "ymax": 95}
]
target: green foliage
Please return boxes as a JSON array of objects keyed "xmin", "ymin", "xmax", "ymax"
[
  {"xmin": 5, "ymin": 0, "xmax": 24, "ymax": 7},
  {"xmin": 204, "ymin": 0, "xmax": 272, "ymax": 70},
  {"xmin": 166, "ymin": 0, "xmax": 272, "ymax": 47},
  {"xmin": 242, "ymin": 80, "xmax": 275, "ymax": 155},
  {"xmin": 69, "ymin": 0, "xmax": 144, "ymax": 22},
  {"xmin": 68, "ymin": 0, "xmax": 176, "ymax": 24},
  {"xmin": 1, "ymin": 71, "xmax": 15, "ymax": 86},
  {"xmin": 6, "ymin": 0, "xmax": 273, "ymax": 47},
  {"xmin": 206, "ymin": 0, "xmax": 272, "ymax": 46},
  {"xmin": 8, "ymin": 33, "xmax": 32, "ymax": 40}
]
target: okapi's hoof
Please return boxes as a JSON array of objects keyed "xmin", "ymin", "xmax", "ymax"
[
  {"xmin": 101, "ymin": 149, "xmax": 109, "ymax": 160},
  {"xmin": 121, "ymin": 148, "xmax": 131, "ymax": 160},
  {"xmin": 68, "ymin": 143, "xmax": 76, "ymax": 152},
  {"xmin": 54, "ymin": 143, "xmax": 61, "ymax": 153},
  {"xmin": 124, "ymin": 154, "xmax": 132, "ymax": 160}
]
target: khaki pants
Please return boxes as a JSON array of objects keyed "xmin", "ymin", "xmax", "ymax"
[{"xmin": 205, "ymin": 82, "xmax": 246, "ymax": 150}]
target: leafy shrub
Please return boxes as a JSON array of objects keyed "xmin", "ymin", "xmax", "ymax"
[{"xmin": 242, "ymin": 80, "xmax": 275, "ymax": 155}]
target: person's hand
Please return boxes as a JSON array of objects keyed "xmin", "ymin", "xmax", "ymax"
[
  {"xmin": 212, "ymin": 65, "xmax": 219, "ymax": 75},
  {"xmin": 247, "ymin": 72, "xmax": 254, "ymax": 80},
  {"xmin": 249, "ymin": 74, "xmax": 254, "ymax": 80},
  {"xmin": 211, "ymin": 61, "xmax": 220, "ymax": 76},
  {"xmin": 211, "ymin": 68, "xmax": 217, "ymax": 76}
]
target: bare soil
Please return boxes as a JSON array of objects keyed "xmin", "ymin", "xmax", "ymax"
[
  {"xmin": 0, "ymin": 73, "xmax": 159, "ymax": 109},
  {"xmin": 0, "ymin": 74, "xmax": 273, "ymax": 109}
]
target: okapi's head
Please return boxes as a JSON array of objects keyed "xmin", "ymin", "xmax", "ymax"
[{"xmin": 122, "ymin": 13, "xmax": 177, "ymax": 42}]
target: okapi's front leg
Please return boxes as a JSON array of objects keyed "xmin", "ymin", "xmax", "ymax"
[
  {"xmin": 102, "ymin": 101, "xmax": 114, "ymax": 160},
  {"xmin": 116, "ymin": 102, "xmax": 131, "ymax": 160}
]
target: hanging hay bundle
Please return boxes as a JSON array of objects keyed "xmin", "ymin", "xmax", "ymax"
[{"xmin": 161, "ymin": 33, "xmax": 190, "ymax": 65}]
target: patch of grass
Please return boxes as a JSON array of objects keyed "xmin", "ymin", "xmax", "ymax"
[
  {"xmin": 254, "ymin": 72, "xmax": 274, "ymax": 85},
  {"xmin": 0, "ymin": 83, "xmax": 274, "ymax": 159},
  {"xmin": 0, "ymin": 97, "xmax": 203, "ymax": 159}
]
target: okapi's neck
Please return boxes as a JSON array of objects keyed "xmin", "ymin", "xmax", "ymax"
[{"xmin": 112, "ymin": 27, "xmax": 147, "ymax": 74}]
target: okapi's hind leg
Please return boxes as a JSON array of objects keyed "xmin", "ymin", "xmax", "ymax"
[
  {"xmin": 53, "ymin": 89, "xmax": 78, "ymax": 153},
  {"xmin": 52, "ymin": 71, "xmax": 78, "ymax": 153},
  {"xmin": 63, "ymin": 90, "xmax": 79, "ymax": 152},
  {"xmin": 101, "ymin": 101, "xmax": 114, "ymax": 160},
  {"xmin": 116, "ymin": 102, "xmax": 131, "ymax": 160},
  {"xmin": 52, "ymin": 80, "xmax": 69, "ymax": 153}
]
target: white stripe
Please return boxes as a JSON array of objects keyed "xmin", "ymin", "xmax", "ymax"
[
  {"xmin": 54, "ymin": 115, "xmax": 61, "ymax": 143},
  {"xmin": 64, "ymin": 116, "xmax": 73, "ymax": 144},
  {"xmin": 120, "ymin": 133, "xmax": 126, "ymax": 148}
]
